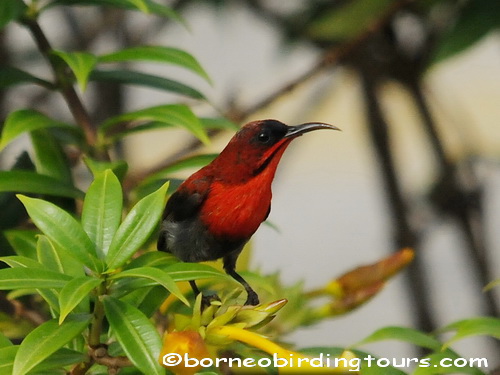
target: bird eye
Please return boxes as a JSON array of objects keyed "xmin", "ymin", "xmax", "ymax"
[{"xmin": 257, "ymin": 131, "xmax": 271, "ymax": 144}]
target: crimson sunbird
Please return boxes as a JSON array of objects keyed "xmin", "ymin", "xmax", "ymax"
[{"xmin": 157, "ymin": 119, "xmax": 339, "ymax": 305}]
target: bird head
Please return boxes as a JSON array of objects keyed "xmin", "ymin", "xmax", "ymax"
[{"xmin": 211, "ymin": 119, "xmax": 340, "ymax": 183}]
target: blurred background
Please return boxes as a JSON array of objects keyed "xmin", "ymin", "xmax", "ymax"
[{"xmin": 1, "ymin": 0, "xmax": 499, "ymax": 367}]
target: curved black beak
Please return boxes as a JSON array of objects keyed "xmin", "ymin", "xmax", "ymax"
[{"xmin": 284, "ymin": 122, "xmax": 340, "ymax": 138}]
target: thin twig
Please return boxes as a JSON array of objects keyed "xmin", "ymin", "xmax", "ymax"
[
  {"xmin": 21, "ymin": 18, "xmax": 107, "ymax": 160},
  {"xmin": 125, "ymin": 0, "xmax": 416, "ymax": 190}
]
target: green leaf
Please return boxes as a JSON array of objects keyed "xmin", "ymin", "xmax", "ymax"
[
  {"xmin": 0, "ymin": 171, "xmax": 83, "ymax": 198},
  {"xmin": 105, "ymin": 182, "xmax": 168, "ymax": 270},
  {"xmin": 0, "ymin": 255, "xmax": 62, "ymax": 312},
  {"xmin": 162, "ymin": 263, "xmax": 231, "ymax": 282},
  {"xmin": 110, "ymin": 267, "xmax": 188, "ymax": 306},
  {"xmin": 52, "ymin": 50, "xmax": 97, "ymax": 92},
  {"xmin": 83, "ymin": 156, "xmax": 128, "ymax": 182},
  {"xmin": 433, "ymin": 0, "xmax": 500, "ymax": 63},
  {"xmin": 30, "ymin": 348, "xmax": 86, "ymax": 373},
  {"xmin": 90, "ymin": 69, "xmax": 205, "ymax": 99},
  {"xmin": 0, "ymin": 0, "xmax": 26, "ymax": 29},
  {"xmin": 37, "ymin": 235, "xmax": 85, "ymax": 281},
  {"xmin": 143, "ymin": 154, "xmax": 216, "ymax": 184},
  {"xmin": 0, "ymin": 346, "xmax": 17, "ymax": 375},
  {"xmin": 124, "ymin": 251, "xmax": 177, "ymax": 270},
  {"xmin": 0, "ymin": 109, "xmax": 74, "ymax": 150},
  {"xmin": 0, "ymin": 255, "xmax": 45, "ymax": 269},
  {"xmin": 441, "ymin": 317, "xmax": 500, "ymax": 349},
  {"xmin": 12, "ymin": 315, "xmax": 90, "ymax": 375},
  {"xmin": 355, "ymin": 326, "xmax": 442, "ymax": 351},
  {"xmin": 99, "ymin": 46, "xmax": 211, "ymax": 82},
  {"xmin": 59, "ymin": 276, "xmax": 102, "ymax": 323},
  {"xmin": 0, "ymin": 333, "xmax": 13, "ymax": 348},
  {"xmin": 17, "ymin": 195, "xmax": 102, "ymax": 272},
  {"xmin": 102, "ymin": 296, "xmax": 164, "ymax": 375},
  {"xmin": 100, "ymin": 104, "xmax": 209, "ymax": 145},
  {"xmin": 30, "ymin": 129, "xmax": 73, "ymax": 184},
  {"xmin": 3, "ymin": 230, "xmax": 38, "ymax": 258},
  {"xmin": 307, "ymin": 0, "xmax": 392, "ymax": 41},
  {"xmin": 0, "ymin": 66, "xmax": 53, "ymax": 89},
  {"xmin": 82, "ymin": 170, "xmax": 123, "ymax": 257},
  {"xmin": 0, "ymin": 267, "xmax": 70, "ymax": 289},
  {"xmin": 200, "ymin": 117, "xmax": 239, "ymax": 131}
]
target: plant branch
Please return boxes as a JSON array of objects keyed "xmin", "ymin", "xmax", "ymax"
[
  {"xmin": 232, "ymin": 0, "xmax": 416, "ymax": 122},
  {"xmin": 123, "ymin": 0, "xmax": 416, "ymax": 191},
  {"xmin": 21, "ymin": 18, "xmax": 107, "ymax": 159},
  {"xmin": 359, "ymin": 71, "xmax": 436, "ymax": 341}
]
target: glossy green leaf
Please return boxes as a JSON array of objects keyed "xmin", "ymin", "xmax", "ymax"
[
  {"xmin": 3, "ymin": 230, "xmax": 37, "ymax": 258},
  {"xmin": 0, "ymin": 66, "xmax": 52, "ymax": 89},
  {"xmin": 162, "ymin": 263, "xmax": 231, "ymax": 282},
  {"xmin": 0, "ymin": 255, "xmax": 62, "ymax": 312},
  {"xmin": 143, "ymin": 154, "xmax": 216, "ymax": 186},
  {"xmin": 31, "ymin": 129, "xmax": 73, "ymax": 184},
  {"xmin": 0, "ymin": 333, "xmax": 12, "ymax": 349},
  {"xmin": 90, "ymin": 69, "xmax": 204, "ymax": 99},
  {"xmin": 0, "ymin": 346, "xmax": 17, "ymax": 375},
  {"xmin": 0, "ymin": 255, "xmax": 45, "ymax": 269},
  {"xmin": 441, "ymin": 317, "xmax": 500, "ymax": 349},
  {"xmin": 0, "ymin": 267, "xmax": 70, "ymax": 289},
  {"xmin": 37, "ymin": 235, "xmax": 85, "ymax": 277},
  {"xmin": 82, "ymin": 169, "xmax": 123, "ymax": 257},
  {"xmin": 102, "ymin": 296, "xmax": 164, "ymax": 375},
  {"xmin": 52, "ymin": 50, "xmax": 97, "ymax": 91},
  {"xmin": 105, "ymin": 182, "xmax": 168, "ymax": 270},
  {"xmin": 0, "ymin": 109, "xmax": 74, "ymax": 150},
  {"xmin": 124, "ymin": 251, "xmax": 177, "ymax": 270},
  {"xmin": 100, "ymin": 104, "xmax": 209, "ymax": 145},
  {"xmin": 0, "ymin": 0, "xmax": 26, "ymax": 29},
  {"xmin": 355, "ymin": 326, "xmax": 441, "ymax": 351},
  {"xmin": 109, "ymin": 277, "xmax": 159, "ymax": 297},
  {"xmin": 99, "ymin": 46, "xmax": 210, "ymax": 82},
  {"xmin": 0, "ymin": 171, "xmax": 83, "ymax": 198},
  {"xmin": 136, "ymin": 285, "xmax": 168, "ymax": 318},
  {"xmin": 17, "ymin": 195, "xmax": 102, "ymax": 272},
  {"xmin": 30, "ymin": 348, "xmax": 86, "ymax": 373},
  {"xmin": 83, "ymin": 156, "xmax": 128, "ymax": 182},
  {"xmin": 433, "ymin": 0, "xmax": 500, "ymax": 63},
  {"xmin": 110, "ymin": 266, "xmax": 188, "ymax": 306},
  {"xmin": 200, "ymin": 117, "xmax": 239, "ymax": 131},
  {"xmin": 59, "ymin": 276, "xmax": 102, "ymax": 323},
  {"xmin": 307, "ymin": 0, "xmax": 391, "ymax": 41},
  {"xmin": 46, "ymin": 0, "xmax": 182, "ymax": 23},
  {"xmin": 12, "ymin": 315, "xmax": 90, "ymax": 375}
]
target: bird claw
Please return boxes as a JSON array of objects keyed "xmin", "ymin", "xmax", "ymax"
[{"xmin": 200, "ymin": 292, "xmax": 221, "ymax": 310}]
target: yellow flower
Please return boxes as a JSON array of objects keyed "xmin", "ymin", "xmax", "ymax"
[
  {"xmin": 212, "ymin": 325, "xmax": 359, "ymax": 374},
  {"xmin": 159, "ymin": 330, "xmax": 211, "ymax": 375}
]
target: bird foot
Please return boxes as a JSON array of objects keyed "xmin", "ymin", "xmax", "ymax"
[
  {"xmin": 200, "ymin": 292, "xmax": 221, "ymax": 310},
  {"xmin": 244, "ymin": 291, "xmax": 260, "ymax": 306}
]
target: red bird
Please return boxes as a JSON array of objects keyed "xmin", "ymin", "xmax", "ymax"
[{"xmin": 157, "ymin": 119, "xmax": 339, "ymax": 305}]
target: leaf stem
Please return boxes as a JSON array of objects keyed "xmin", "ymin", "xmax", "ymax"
[{"xmin": 89, "ymin": 282, "xmax": 107, "ymax": 348}]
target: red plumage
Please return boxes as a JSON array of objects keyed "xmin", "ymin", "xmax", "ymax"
[{"xmin": 157, "ymin": 119, "xmax": 339, "ymax": 305}]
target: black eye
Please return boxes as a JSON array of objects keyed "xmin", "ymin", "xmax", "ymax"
[{"xmin": 258, "ymin": 131, "xmax": 271, "ymax": 144}]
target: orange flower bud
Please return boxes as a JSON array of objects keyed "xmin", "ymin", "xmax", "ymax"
[
  {"xmin": 336, "ymin": 248, "xmax": 414, "ymax": 293},
  {"xmin": 159, "ymin": 330, "xmax": 211, "ymax": 375}
]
